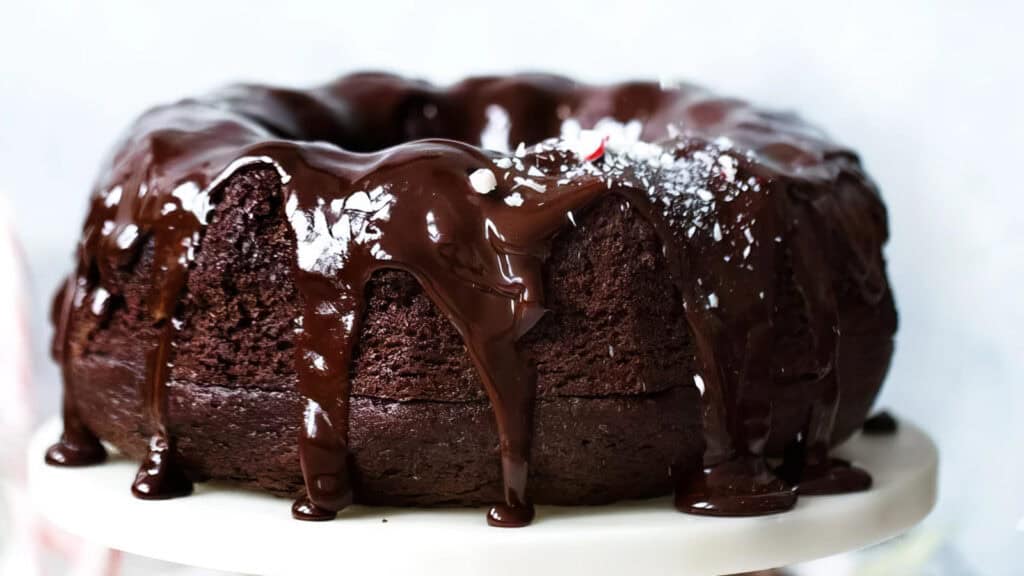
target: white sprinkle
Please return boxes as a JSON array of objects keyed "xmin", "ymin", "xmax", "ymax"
[
  {"xmin": 303, "ymin": 399, "xmax": 317, "ymax": 435},
  {"xmin": 758, "ymin": 291, "xmax": 765, "ymax": 300},
  {"xmin": 707, "ymin": 293, "xmax": 719, "ymax": 308},
  {"xmin": 494, "ymin": 157, "xmax": 513, "ymax": 169},
  {"xmin": 697, "ymin": 188, "xmax": 714, "ymax": 202},
  {"xmin": 774, "ymin": 236, "xmax": 783, "ymax": 242},
  {"xmin": 713, "ymin": 222, "xmax": 723, "ymax": 242},
  {"xmin": 527, "ymin": 166, "xmax": 545, "ymax": 178},
  {"xmin": 307, "ymin": 352, "xmax": 327, "ymax": 372},
  {"xmin": 469, "ymin": 168, "xmax": 497, "ymax": 194},
  {"xmin": 90, "ymin": 287, "xmax": 110, "ymax": 315},
  {"xmin": 115, "ymin": 224, "xmax": 138, "ymax": 249},
  {"xmin": 103, "ymin": 186, "xmax": 123, "ymax": 207},
  {"xmin": 504, "ymin": 192, "xmax": 524, "ymax": 207},
  {"xmin": 718, "ymin": 155, "xmax": 738, "ymax": 182},
  {"xmin": 744, "ymin": 227, "xmax": 755, "ymax": 244},
  {"xmin": 743, "ymin": 245, "xmax": 751, "ymax": 259},
  {"xmin": 425, "ymin": 211, "xmax": 440, "ymax": 242},
  {"xmin": 515, "ymin": 142, "xmax": 527, "ymax": 157},
  {"xmin": 693, "ymin": 374, "xmax": 706, "ymax": 396},
  {"xmin": 567, "ymin": 211, "xmax": 577, "ymax": 227},
  {"xmin": 608, "ymin": 345, "xmax": 615, "ymax": 358},
  {"xmin": 344, "ymin": 190, "xmax": 372, "ymax": 212},
  {"xmin": 513, "ymin": 177, "xmax": 546, "ymax": 193},
  {"xmin": 714, "ymin": 136, "xmax": 735, "ymax": 149}
]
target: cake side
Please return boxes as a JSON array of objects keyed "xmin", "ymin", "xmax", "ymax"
[
  {"xmin": 63, "ymin": 161, "xmax": 896, "ymax": 505},
  {"xmin": 68, "ymin": 166, "xmax": 704, "ymax": 505}
]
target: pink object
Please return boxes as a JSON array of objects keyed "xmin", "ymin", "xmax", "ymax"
[
  {"xmin": 0, "ymin": 197, "xmax": 122, "ymax": 575},
  {"xmin": 0, "ymin": 198, "xmax": 31, "ymax": 448}
]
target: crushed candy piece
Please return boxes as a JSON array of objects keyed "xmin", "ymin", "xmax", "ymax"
[
  {"xmin": 469, "ymin": 168, "xmax": 497, "ymax": 194},
  {"xmin": 578, "ymin": 130, "xmax": 608, "ymax": 162}
]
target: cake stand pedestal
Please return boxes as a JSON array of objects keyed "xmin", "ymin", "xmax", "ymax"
[{"xmin": 28, "ymin": 416, "xmax": 936, "ymax": 576}]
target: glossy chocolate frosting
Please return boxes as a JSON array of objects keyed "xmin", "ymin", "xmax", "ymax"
[{"xmin": 48, "ymin": 73, "xmax": 894, "ymax": 526}]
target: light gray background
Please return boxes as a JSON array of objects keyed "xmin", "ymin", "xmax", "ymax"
[{"xmin": 1, "ymin": 1, "xmax": 1021, "ymax": 573}]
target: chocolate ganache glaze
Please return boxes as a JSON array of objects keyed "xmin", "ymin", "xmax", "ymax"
[{"xmin": 47, "ymin": 73, "xmax": 895, "ymax": 526}]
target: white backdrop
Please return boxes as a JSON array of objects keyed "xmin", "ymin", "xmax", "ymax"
[{"xmin": 1, "ymin": 1, "xmax": 1021, "ymax": 573}]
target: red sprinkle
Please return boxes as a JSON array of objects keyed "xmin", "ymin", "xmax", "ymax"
[{"xmin": 583, "ymin": 135, "xmax": 608, "ymax": 162}]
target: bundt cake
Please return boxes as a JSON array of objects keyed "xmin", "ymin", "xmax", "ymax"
[{"xmin": 45, "ymin": 73, "xmax": 897, "ymax": 527}]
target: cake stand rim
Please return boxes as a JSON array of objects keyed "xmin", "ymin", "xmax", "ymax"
[{"xmin": 27, "ymin": 414, "xmax": 937, "ymax": 576}]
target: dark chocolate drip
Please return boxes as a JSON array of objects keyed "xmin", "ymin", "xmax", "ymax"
[
  {"xmin": 771, "ymin": 189, "xmax": 871, "ymax": 496},
  {"xmin": 862, "ymin": 410, "xmax": 898, "ymax": 435},
  {"xmin": 257, "ymin": 140, "xmax": 606, "ymax": 523},
  {"xmin": 131, "ymin": 323, "xmax": 193, "ymax": 499},
  {"xmin": 613, "ymin": 176, "xmax": 799, "ymax": 515},
  {"xmin": 45, "ymin": 275, "xmax": 107, "ymax": 467},
  {"xmin": 49, "ymin": 74, "xmax": 891, "ymax": 524},
  {"xmin": 51, "ymin": 104, "xmax": 267, "ymax": 495}
]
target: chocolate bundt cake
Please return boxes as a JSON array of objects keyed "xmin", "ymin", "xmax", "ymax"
[{"xmin": 46, "ymin": 73, "xmax": 897, "ymax": 527}]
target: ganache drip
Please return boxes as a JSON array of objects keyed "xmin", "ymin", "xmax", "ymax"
[
  {"xmin": 47, "ymin": 73, "xmax": 891, "ymax": 525},
  {"xmin": 862, "ymin": 411, "xmax": 898, "ymax": 435}
]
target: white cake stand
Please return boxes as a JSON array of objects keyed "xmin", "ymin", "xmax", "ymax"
[{"xmin": 28, "ymin": 416, "xmax": 936, "ymax": 576}]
